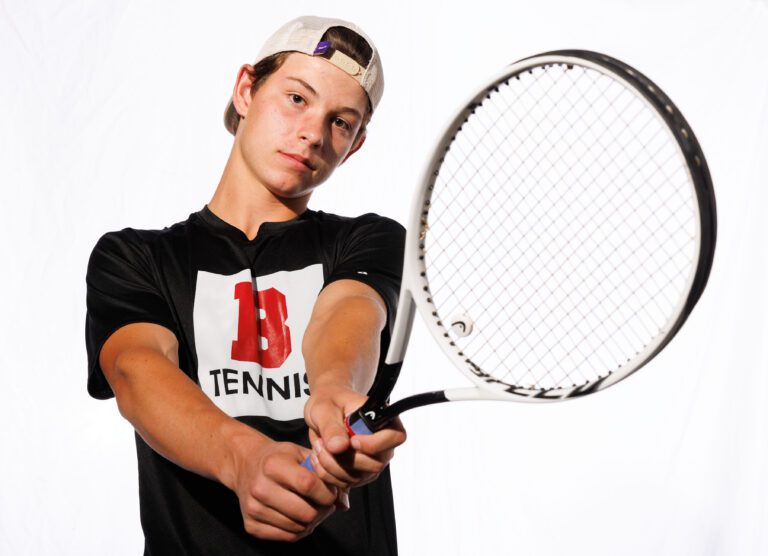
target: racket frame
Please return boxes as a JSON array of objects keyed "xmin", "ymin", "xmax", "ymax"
[{"xmin": 359, "ymin": 50, "xmax": 716, "ymax": 429}]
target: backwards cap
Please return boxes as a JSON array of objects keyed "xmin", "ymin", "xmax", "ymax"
[{"xmin": 224, "ymin": 15, "xmax": 384, "ymax": 135}]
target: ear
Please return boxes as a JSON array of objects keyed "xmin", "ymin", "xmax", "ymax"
[
  {"xmin": 341, "ymin": 129, "xmax": 367, "ymax": 164},
  {"xmin": 232, "ymin": 64, "xmax": 255, "ymax": 121}
]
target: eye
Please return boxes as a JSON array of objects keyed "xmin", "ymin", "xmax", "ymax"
[
  {"xmin": 333, "ymin": 117, "xmax": 352, "ymax": 131},
  {"xmin": 289, "ymin": 93, "xmax": 305, "ymax": 105}
]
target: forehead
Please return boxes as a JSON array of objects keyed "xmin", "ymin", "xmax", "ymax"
[{"xmin": 270, "ymin": 52, "xmax": 369, "ymax": 110}]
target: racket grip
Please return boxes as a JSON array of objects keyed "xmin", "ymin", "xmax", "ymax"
[
  {"xmin": 300, "ymin": 412, "xmax": 375, "ymax": 472},
  {"xmin": 346, "ymin": 412, "xmax": 375, "ymax": 436},
  {"xmin": 300, "ymin": 454, "xmax": 316, "ymax": 471}
]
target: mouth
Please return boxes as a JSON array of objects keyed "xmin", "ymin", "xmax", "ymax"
[{"xmin": 280, "ymin": 151, "xmax": 316, "ymax": 171}]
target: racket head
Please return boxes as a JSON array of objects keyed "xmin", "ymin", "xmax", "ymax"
[{"xmin": 394, "ymin": 50, "xmax": 715, "ymax": 402}]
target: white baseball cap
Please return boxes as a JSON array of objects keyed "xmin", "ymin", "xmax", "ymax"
[{"xmin": 224, "ymin": 15, "xmax": 384, "ymax": 135}]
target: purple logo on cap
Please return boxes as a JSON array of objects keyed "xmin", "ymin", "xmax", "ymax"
[{"xmin": 313, "ymin": 41, "xmax": 331, "ymax": 55}]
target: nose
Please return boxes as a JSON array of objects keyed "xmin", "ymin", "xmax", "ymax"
[{"xmin": 299, "ymin": 113, "xmax": 324, "ymax": 149}]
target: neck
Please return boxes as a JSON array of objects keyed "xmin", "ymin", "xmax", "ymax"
[{"xmin": 208, "ymin": 141, "xmax": 310, "ymax": 240}]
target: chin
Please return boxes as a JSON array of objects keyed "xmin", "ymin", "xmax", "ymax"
[
  {"xmin": 268, "ymin": 184, "xmax": 315, "ymax": 201},
  {"xmin": 270, "ymin": 174, "xmax": 328, "ymax": 199}
]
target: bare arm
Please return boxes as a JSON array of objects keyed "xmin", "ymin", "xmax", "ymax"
[
  {"xmin": 99, "ymin": 322, "xmax": 338, "ymax": 541},
  {"xmin": 302, "ymin": 279, "xmax": 407, "ymax": 491}
]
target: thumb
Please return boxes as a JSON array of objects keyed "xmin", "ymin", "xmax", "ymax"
[
  {"xmin": 319, "ymin": 417, "xmax": 350, "ymax": 455},
  {"xmin": 309, "ymin": 399, "xmax": 350, "ymax": 455}
]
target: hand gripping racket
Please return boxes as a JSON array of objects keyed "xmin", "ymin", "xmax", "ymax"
[{"xmin": 304, "ymin": 50, "xmax": 716, "ymax": 468}]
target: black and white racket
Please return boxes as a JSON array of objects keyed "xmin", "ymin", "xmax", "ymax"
[{"xmin": 307, "ymin": 49, "xmax": 716, "ymax": 459}]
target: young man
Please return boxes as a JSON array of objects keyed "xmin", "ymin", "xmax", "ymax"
[{"xmin": 85, "ymin": 16, "xmax": 406, "ymax": 555}]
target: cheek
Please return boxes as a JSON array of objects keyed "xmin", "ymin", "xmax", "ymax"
[
  {"xmin": 246, "ymin": 100, "xmax": 286, "ymax": 137},
  {"xmin": 328, "ymin": 134, "xmax": 356, "ymax": 161},
  {"xmin": 240, "ymin": 111, "xmax": 287, "ymax": 163},
  {"xmin": 262, "ymin": 106, "xmax": 290, "ymax": 139}
]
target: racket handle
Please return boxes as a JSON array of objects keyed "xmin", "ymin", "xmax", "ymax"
[
  {"xmin": 300, "ymin": 412, "xmax": 375, "ymax": 472},
  {"xmin": 346, "ymin": 411, "xmax": 375, "ymax": 435},
  {"xmin": 300, "ymin": 455, "xmax": 316, "ymax": 471}
]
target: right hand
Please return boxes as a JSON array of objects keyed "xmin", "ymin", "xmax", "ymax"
[
  {"xmin": 304, "ymin": 383, "xmax": 407, "ymax": 490},
  {"xmin": 230, "ymin": 439, "xmax": 340, "ymax": 542}
]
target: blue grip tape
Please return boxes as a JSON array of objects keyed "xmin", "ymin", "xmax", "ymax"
[
  {"xmin": 348, "ymin": 416, "xmax": 373, "ymax": 436},
  {"xmin": 300, "ymin": 414, "xmax": 373, "ymax": 472},
  {"xmin": 301, "ymin": 455, "xmax": 315, "ymax": 472}
]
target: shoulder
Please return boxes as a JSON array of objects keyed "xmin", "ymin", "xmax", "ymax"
[
  {"xmin": 304, "ymin": 211, "xmax": 405, "ymax": 259},
  {"xmin": 90, "ymin": 213, "xmax": 199, "ymax": 254},
  {"xmin": 310, "ymin": 210, "xmax": 405, "ymax": 236},
  {"xmin": 353, "ymin": 213, "xmax": 406, "ymax": 234},
  {"xmin": 87, "ymin": 213, "xmax": 199, "ymax": 277}
]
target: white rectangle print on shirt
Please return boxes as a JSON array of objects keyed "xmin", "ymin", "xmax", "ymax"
[{"xmin": 193, "ymin": 264, "xmax": 324, "ymax": 420}]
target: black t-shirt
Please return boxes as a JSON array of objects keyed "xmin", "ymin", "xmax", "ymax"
[{"xmin": 85, "ymin": 206, "xmax": 405, "ymax": 555}]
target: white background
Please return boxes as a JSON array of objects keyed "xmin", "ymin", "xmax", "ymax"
[{"xmin": 1, "ymin": 1, "xmax": 767, "ymax": 554}]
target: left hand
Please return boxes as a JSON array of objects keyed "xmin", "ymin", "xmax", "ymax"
[{"xmin": 303, "ymin": 383, "xmax": 407, "ymax": 493}]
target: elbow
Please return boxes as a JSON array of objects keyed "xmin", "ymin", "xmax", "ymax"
[{"xmin": 106, "ymin": 347, "xmax": 158, "ymax": 420}]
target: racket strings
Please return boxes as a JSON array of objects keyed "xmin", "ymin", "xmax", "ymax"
[
  {"xmin": 430, "ymin": 92, "xmax": 687, "ymax": 321},
  {"xmin": 427, "ymin": 70, "xmax": 667, "ymax": 288},
  {"xmin": 432, "ymin": 102, "xmax": 680, "ymax": 356},
  {"xmin": 513, "ymin": 226, "xmax": 697, "ymax": 388},
  {"xmin": 466, "ymin": 202, "xmax": 693, "ymax": 390},
  {"xmin": 430, "ymin": 139, "xmax": 685, "ymax": 296},
  {"xmin": 421, "ymin": 63, "xmax": 698, "ymax": 391},
  {"xmin": 434, "ymin": 72, "xmax": 622, "ymax": 226}
]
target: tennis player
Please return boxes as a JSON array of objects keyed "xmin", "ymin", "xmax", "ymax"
[{"xmin": 85, "ymin": 15, "xmax": 405, "ymax": 555}]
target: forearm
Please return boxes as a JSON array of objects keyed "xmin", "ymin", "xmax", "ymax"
[
  {"xmin": 302, "ymin": 285, "xmax": 385, "ymax": 394},
  {"xmin": 108, "ymin": 345, "xmax": 339, "ymax": 540},
  {"xmin": 300, "ymin": 280, "xmax": 408, "ymax": 490},
  {"xmin": 109, "ymin": 347, "xmax": 266, "ymax": 490}
]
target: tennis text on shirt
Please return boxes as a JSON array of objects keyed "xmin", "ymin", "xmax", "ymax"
[{"xmin": 193, "ymin": 264, "xmax": 323, "ymax": 421}]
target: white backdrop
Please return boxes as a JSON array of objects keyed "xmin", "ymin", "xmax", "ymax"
[{"xmin": 1, "ymin": 1, "xmax": 767, "ymax": 554}]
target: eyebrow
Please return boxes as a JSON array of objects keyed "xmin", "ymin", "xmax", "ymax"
[
  {"xmin": 287, "ymin": 77, "xmax": 318, "ymax": 97},
  {"xmin": 286, "ymin": 76, "xmax": 364, "ymax": 120}
]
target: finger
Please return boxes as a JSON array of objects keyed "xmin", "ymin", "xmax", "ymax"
[
  {"xmin": 308, "ymin": 427, "xmax": 319, "ymax": 446},
  {"xmin": 312, "ymin": 443, "xmax": 391, "ymax": 486},
  {"xmin": 311, "ymin": 403, "xmax": 351, "ymax": 454},
  {"xmin": 260, "ymin": 450, "xmax": 339, "ymax": 509},
  {"xmin": 309, "ymin": 446, "xmax": 361, "ymax": 488},
  {"xmin": 334, "ymin": 488, "xmax": 350, "ymax": 512},
  {"xmin": 290, "ymin": 465, "xmax": 341, "ymax": 508},
  {"xmin": 310, "ymin": 418, "xmax": 405, "ymax": 484},
  {"xmin": 241, "ymin": 498, "xmax": 308, "ymax": 534},
  {"xmin": 349, "ymin": 420, "xmax": 407, "ymax": 455},
  {"xmin": 243, "ymin": 519, "xmax": 308, "ymax": 543},
  {"xmin": 243, "ymin": 504, "xmax": 333, "ymax": 542}
]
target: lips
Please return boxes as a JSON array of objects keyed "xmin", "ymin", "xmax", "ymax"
[{"xmin": 280, "ymin": 151, "xmax": 316, "ymax": 171}]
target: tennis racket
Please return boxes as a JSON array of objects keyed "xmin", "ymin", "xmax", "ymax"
[{"xmin": 304, "ymin": 49, "xmax": 716, "ymax": 467}]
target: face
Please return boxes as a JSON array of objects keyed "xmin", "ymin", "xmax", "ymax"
[{"xmin": 232, "ymin": 53, "xmax": 369, "ymax": 201}]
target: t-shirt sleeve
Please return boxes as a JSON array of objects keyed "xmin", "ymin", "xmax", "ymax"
[
  {"xmin": 85, "ymin": 230, "xmax": 177, "ymax": 400},
  {"xmin": 324, "ymin": 214, "xmax": 405, "ymax": 328}
]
